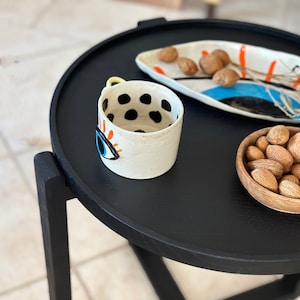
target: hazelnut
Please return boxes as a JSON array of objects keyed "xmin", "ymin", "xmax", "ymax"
[
  {"xmin": 212, "ymin": 68, "xmax": 240, "ymax": 87},
  {"xmin": 176, "ymin": 57, "xmax": 198, "ymax": 75},
  {"xmin": 211, "ymin": 49, "xmax": 231, "ymax": 66},
  {"xmin": 199, "ymin": 54, "xmax": 223, "ymax": 75},
  {"xmin": 158, "ymin": 46, "xmax": 178, "ymax": 62}
]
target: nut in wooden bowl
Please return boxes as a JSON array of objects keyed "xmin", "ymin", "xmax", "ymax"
[{"xmin": 236, "ymin": 126, "xmax": 300, "ymax": 214}]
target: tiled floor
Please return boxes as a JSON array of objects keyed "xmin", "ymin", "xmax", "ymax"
[{"xmin": 1, "ymin": 0, "xmax": 299, "ymax": 299}]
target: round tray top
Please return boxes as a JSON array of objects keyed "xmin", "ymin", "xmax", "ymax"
[{"xmin": 50, "ymin": 18, "xmax": 300, "ymax": 275}]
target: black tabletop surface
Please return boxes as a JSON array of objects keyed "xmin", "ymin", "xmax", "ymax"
[{"xmin": 50, "ymin": 18, "xmax": 300, "ymax": 275}]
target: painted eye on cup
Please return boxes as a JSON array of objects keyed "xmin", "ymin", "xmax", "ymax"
[{"xmin": 96, "ymin": 127, "xmax": 120, "ymax": 160}]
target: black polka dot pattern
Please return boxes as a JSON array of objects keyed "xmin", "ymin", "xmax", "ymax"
[
  {"xmin": 118, "ymin": 93, "xmax": 131, "ymax": 104},
  {"xmin": 102, "ymin": 91, "xmax": 177, "ymax": 133},
  {"xmin": 107, "ymin": 114, "xmax": 114, "ymax": 122},
  {"xmin": 149, "ymin": 111, "xmax": 162, "ymax": 123},
  {"xmin": 161, "ymin": 99, "xmax": 172, "ymax": 112},
  {"xmin": 102, "ymin": 98, "xmax": 108, "ymax": 112},
  {"xmin": 140, "ymin": 94, "xmax": 152, "ymax": 105},
  {"xmin": 125, "ymin": 109, "xmax": 138, "ymax": 120}
]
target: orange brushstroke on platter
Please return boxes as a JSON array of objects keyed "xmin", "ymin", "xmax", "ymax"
[
  {"xmin": 292, "ymin": 76, "xmax": 300, "ymax": 89},
  {"xmin": 201, "ymin": 50, "xmax": 209, "ymax": 56},
  {"xmin": 153, "ymin": 65, "xmax": 165, "ymax": 75},
  {"xmin": 239, "ymin": 44, "xmax": 247, "ymax": 78},
  {"xmin": 265, "ymin": 60, "xmax": 277, "ymax": 82}
]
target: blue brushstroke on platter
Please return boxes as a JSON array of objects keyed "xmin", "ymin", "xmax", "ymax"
[
  {"xmin": 202, "ymin": 83, "xmax": 296, "ymax": 104},
  {"xmin": 201, "ymin": 82, "xmax": 300, "ymax": 119}
]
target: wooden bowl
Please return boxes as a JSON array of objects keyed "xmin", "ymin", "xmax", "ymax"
[{"xmin": 236, "ymin": 126, "xmax": 300, "ymax": 214}]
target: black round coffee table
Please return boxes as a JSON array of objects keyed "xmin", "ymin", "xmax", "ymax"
[{"xmin": 34, "ymin": 18, "xmax": 300, "ymax": 300}]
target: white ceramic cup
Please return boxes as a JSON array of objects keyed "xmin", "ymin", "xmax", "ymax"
[{"xmin": 96, "ymin": 76, "xmax": 184, "ymax": 179}]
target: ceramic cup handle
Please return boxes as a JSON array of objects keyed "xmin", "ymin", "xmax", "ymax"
[{"xmin": 105, "ymin": 76, "xmax": 126, "ymax": 88}]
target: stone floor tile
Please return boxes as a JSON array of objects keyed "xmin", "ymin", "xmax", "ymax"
[
  {"xmin": 0, "ymin": 271, "xmax": 89, "ymax": 300},
  {"xmin": 67, "ymin": 199, "xmax": 128, "ymax": 264},
  {"xmin": 15, "ymin": 149, "xmax": 51, "ymax": 193},
  {"xmin": 0, "ymin": 0, "xmax": 53, "ymax": 28},
  {"xmin": 33, "ymin": 0, "xmax": 205, "ymax": 42},
  {"xmin": 77, "ymin": 246, "xmax": 158, "ymax": 300},
  {"xmin": 0, "ymin": 134, "xmax": 9, "ymax": 159},
  {"xmin": 16, "ymin": 149, "xmax": 128, "ymax": 264},
  {"xmin": 164, "ymin": 258, "xmax": 281, "ymax": 300},
  {"xmin": 281, "ymin": 0, "xmax": 300, "ymax": 34},
  {"xmin": 0, "ymin": 158, "xmax": 45, "ymax": 292},
  {"xmin": 0, "ymin": 279, "xmax": 48, "ymax": 300},
  {"xmin": 0, "ymin": 44, "xmax": 91, "ymax": 153},
  {"xmin": 217, "ymin": 0, "xmax": 299, "ymax": 34},
  {"xmin": 0, "ymin": 25, "xmax": 77, "ymax": 68}
]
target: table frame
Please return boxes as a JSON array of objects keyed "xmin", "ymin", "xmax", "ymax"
[{"xmin": 34, "ymin": 151, "xmax": 300, "ymax": 300}]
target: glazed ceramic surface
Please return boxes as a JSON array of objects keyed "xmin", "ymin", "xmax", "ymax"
[
  {"xmin": 136, "ymin": 40, "xmax": 300, "ymax": 122},
  {"xmin": 96, "ymin": 77, "xmax": 184, "ymax": 179}
]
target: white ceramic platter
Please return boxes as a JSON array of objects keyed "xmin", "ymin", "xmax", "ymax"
[{"xmin": 135, "ymin": 40, "xmax": 300, "ymax": 123}]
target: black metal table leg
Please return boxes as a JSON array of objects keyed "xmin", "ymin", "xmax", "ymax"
[{"xmin": 34, "ymin": 152, "xmax": 74, "ymax": 300}]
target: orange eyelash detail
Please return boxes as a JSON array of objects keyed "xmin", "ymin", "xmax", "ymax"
[
  {"xmin": 107, "ymin": 130, "xmax": 113, "ymax": 140},
  {"xmin": 98, "ymin": 118, "xmax": 122, "ymax": 154},
  {"xmin": 102, "ymin": 119, "xmax": 106, "ymax": 133}
]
